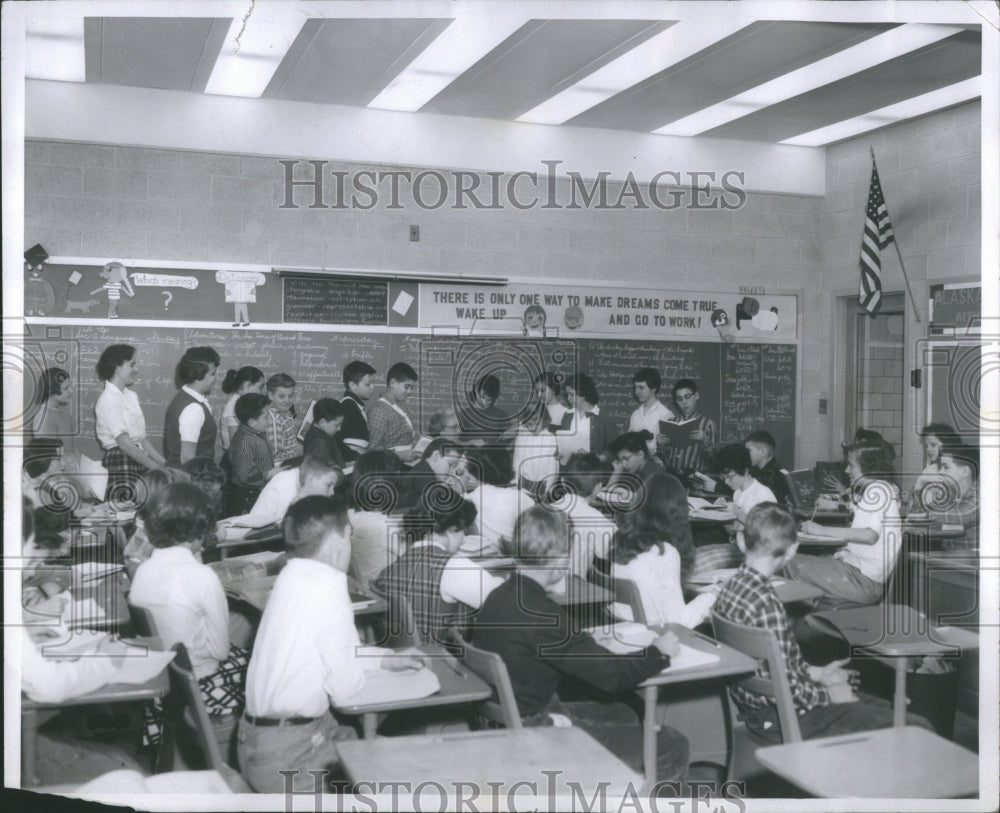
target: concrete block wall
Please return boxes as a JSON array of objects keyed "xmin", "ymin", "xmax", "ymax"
[
  {"xmin": 819, "ymin": 100, "xmax": 981, "ymax": 472},
  {"xmin": 23, "ymin": 99, "xmax": 980, "ymax": 467}
]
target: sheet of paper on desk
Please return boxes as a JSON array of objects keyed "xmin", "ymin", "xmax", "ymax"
[
  {"xmin": 65, "ymin": 597, "xmax": 106, "ymax": 623},
  {"xmin": 72, "ymin": 562, "xmax": 123, "ymax": 583},
  {"xmin": 113, "ymin": 647, "xmax": 176, "ymax": 684},
  {"xmin": 41, "ymin": 629, "xmax": 109, "ymax": 657},
  {"xmin": 660, "ymin": 643, "xmax": 721, "ymax": 673},
  {"xmin": 587, "ymin": 622, "xmax": 657, "ymax": 653},
  {"xmin": 688, "ymin": 496, "xmax": 724, "ymax": 511},
  {"xmin": 338, "ymin": 667, "xmax": 440, "ymax": 706}
]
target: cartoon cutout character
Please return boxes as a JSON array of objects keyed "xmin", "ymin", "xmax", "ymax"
[
  {"xmin": 24, "ymin": 244, "xmax": 55, "ymax": 316},
  {"xmin": 564, "ymin": 305, "xmax": 584, "ymax": 330},
  {"xmin": 92, "ymin": 261, "xmax": 134, "ymax": 319},
  {"xmin": 216, "ymin": 271, "xmax": 266, "ymax": 327},
  {"xmin": 523, "ymin": 304, "xmax": 547, "ymax": 337}
]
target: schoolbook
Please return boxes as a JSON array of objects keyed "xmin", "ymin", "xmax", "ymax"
[{"xmin": 659, "ymin": 417, "xmax": 701, "ymax": 448}]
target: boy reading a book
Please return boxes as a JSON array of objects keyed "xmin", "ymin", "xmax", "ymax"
[
  {"xmin": 744, "ymin": 430, "xmax": 790, "ymax": 506},
  {"xmin": 627, "ymin": 367, "xmax": 673, "ymax": 457},
  {"xmin": 475, "ymin": 506, "xmax": 690, "ymax": 784},
  {"xmin": 665, "ymin": 379, "xmax": 716, "ymax": 475},
  {"xmin": 250, "ymin": 454, "xmax": 340, "ymax": 524},
  {"xmin": 368, "ymin": 362, "xmax": 419, "ymax": 460},
  {"xmin": 714, "ymin": 503, "xmax": 930, "ymax": 741},
  {"xmin": 239, "ymin": 495, "xmax": 423, "ymax": 793}
]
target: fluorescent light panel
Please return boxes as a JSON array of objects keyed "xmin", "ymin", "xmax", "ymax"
[
  {"xmin": 204, "ymin": 15, "xmax": 306, "ymax": 98},
  {"xmin": 25, "ymin": 18, "xmax": 85, "ymax": 82},
  {"xmin": 654, "ymin": 23, "xmax": 965, "ymax": 137},
  {"xmin": 780, "ymin": 77, "xmax": 982, "ymax": 146},
  {"xmin": 516, "ymin": 18, "xmax": 750, "ymax": 125},
  {"xmin": 368, "ymin": 16, "xmax": 527, "ymax": 113}
]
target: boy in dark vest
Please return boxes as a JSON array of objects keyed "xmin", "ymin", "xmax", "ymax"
[{"xmin": 163, "ymin": 346, "xmax": 220, "ymax": 468}]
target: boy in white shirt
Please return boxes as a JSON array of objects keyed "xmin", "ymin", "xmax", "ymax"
[
  {"xmin": 626, "ymin": 367, "xmax": 673, "ymax": 458},
  {"xmin": 238, "ymin": 495, "xmax": 423, "ymax": 793},
  {"xmin": 249, "ymin": 455, "xmax": 340, "ymax": 523}
]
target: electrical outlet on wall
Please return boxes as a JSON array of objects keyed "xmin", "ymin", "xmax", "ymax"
[
  {"xmin": 818, "ymin": 398, "xmax": 828, "ymax": 415},
  {"xmin": 409, "ymin": 225, "xmax": 420, "ymax": 242}
]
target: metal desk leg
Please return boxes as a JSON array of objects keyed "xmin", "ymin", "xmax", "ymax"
[
  {"xmin": 643, "ymin": 685, "xmax": 657, "ymax": 786},
  {"xmin": 363, "ymin": 713, "xmax": 378, "ymax": 738},
  {"xmin": 22, "ymin": 707, "xmax": 39, "ymax": 787},
  {"xmin": 893, "ymin": 659, "xmax": 907, "ymax": 727}
]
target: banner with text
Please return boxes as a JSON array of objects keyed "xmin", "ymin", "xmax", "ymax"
[{"xmin": 420, "ymin": 283, "xmax": 797, "ymax": 340}]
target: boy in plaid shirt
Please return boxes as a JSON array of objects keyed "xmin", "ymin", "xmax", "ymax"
[
  {"xmin": 265, "ymin": 373, "xmax": 301, "ymax": 464},
  {"xmin": 714, "ymin": 502, "xmax": 931, "ymax": 742}
]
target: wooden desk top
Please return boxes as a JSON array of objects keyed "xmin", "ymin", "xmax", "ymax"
[
  {"xmin": 68, "ymin": 573, "xmax": 130, "ymax": 631},
  {"xmin": 755, "ymin": 726, "xmax": 979, "ymax": 798},
  {"xmin": 550, "ymin": 576, "xmax": 613, "ymax": 607},
  {"xmin": 336, "ymin": 727, "xmax": 643, "ymax": 797},
  {"xmin": 639, "ymin": 623, "xmax": 756, "ymax": 689},
  {"xmin": 796, "ymin": 532, "xmax": 848, "ymax": 548},
  {"xmin": 772, "ymin": 578, "xmax": 823, "ymax": 604},
  {"xmin": 333, "ymin": 645, "xmax": 490, "ymax": 716}
]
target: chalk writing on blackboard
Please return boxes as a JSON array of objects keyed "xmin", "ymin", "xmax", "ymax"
[{"xmin": 283, "ymin": 277, "xmax": 388, "ymax": 325}]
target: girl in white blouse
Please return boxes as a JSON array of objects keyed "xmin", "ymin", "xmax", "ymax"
[
  {"xmin": 93, "ymin": 344, "xmax": 165, "ymax": 503},
  {"xmin": 613, "ymin": 472, "xmax": 716, "ymax": 628}
]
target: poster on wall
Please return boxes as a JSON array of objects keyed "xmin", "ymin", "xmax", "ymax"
[{"xmin": 419, "ymin": 282, "xmax": 798, "ymax": 340}]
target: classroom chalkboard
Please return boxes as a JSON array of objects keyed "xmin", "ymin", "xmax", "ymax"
[
  {"xmin": 23, "ymin": 324, "xmax": 796, "ymax": 466},
  {"xmin": 283, "ymin": 277, "xmax": 388, "ymax": 325}
]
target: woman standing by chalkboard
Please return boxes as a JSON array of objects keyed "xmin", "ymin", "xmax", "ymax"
[{"xmin": 94, "ymin": 344, "xmax": 167, "ymax": 503}]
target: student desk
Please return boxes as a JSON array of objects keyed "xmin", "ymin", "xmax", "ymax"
[
  {"xmin": 755, "ymin": 726, "xmax": 979, "ymax": 798},
  {"xmin": 60, "ymin": 572, "xmax": 130, "ymax": 633},
  {"xmin": 795, "ymin": 532, "xmax": 849, "ymax": 550},
  {"xmin": 637, "ymin": 624, "xmax": 757, "ymax": 786},
  {"xmin": 336, "ymin": 727, "xmax": 643, "ymax": 799},
  {"xmin": 333, "ymin": 645, "xmax": 491, "ymax": 738},
  {"xmin": 20, "ymin": 637, "xmax": 169, "ymax": 787}
]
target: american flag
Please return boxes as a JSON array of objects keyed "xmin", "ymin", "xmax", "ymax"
[{"xmin": 859, "ymin": 159, "xmax": 894, "ymax": 315}]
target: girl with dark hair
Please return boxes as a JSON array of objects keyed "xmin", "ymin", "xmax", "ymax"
[
  {"xmin": 348, "ymin": 449, "xmax": 407, "ymax": 588},
  {"xmin": 789, "ymin": 442, "xmax": 902, "ymax": 605},
  {"xmin": 94, "ymin": 344, "xmax": 166, "ymax": 503},
  {"xmin": 613, "ymin": 473, "xmax": 716, "ymax": 628},
  {"xmin": 218, "ymin": 366, "xmax": 265, "ymax": 450}
]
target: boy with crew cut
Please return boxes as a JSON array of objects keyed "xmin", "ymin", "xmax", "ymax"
[
  {"xmin": 713, "ymin": 503, "xmax": 932, "ymax": 742},
  {"xmin": 744, "ymin": 430, "xmax": 790, "ymax": 507},
  {"xmin": 627, "ymin": 367, "xmax": 674, "ymax": 458},
  {"xmin": 238, "ymin": 495, "xmax": 423, "ymax": 793},
  {"xmin": 367, "ymin": 362, "xmax": 419, "ymax": 460},
  {"xmin": 163, "ymin": 346, "xmax": 220, "ymax": 468},
  {"xmin": 338, "ymin": 361, "xmax": 376, "ymax": 461},
  {"xmin": 303, "ymin": 398, "xmax": 346, "ymax": 468}
]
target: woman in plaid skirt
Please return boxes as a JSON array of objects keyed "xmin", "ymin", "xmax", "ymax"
[{"xmin": 94, "ymin": 344, "xmax": 167, "ymax": 504}]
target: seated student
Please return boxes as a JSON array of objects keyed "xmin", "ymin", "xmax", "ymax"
[
  {"xmin": 665, "ymin": 378, "xmax": 717, "ymax": 476},
  {"xmin": 302, "ymin": 398, "xmax": 347, "ymax": 468},
  {"xmin": 337, "ymin": 361, "xmax": 376, "ymax": 462},
  {"xmin": 919, "ymin": 442, "xmax": 979, "ymax": 551},
  {"xmin": 911, "ymin": 423, "xmax": 961, "ymax": 503},
  {"xmin": 822, "ymin": 428, "xmax": 896, "ymax": 498},
  {"xmin": 22, "ymin": 436, "xmax": 101, "ymax": 517},
  {"xmin": 372, "ymin": 500, "xmax": 504, "ymax": 644},
  {"xmin": 238, "ymin": 495, "xmax": 423, "ymax": 793},
  {"xmin": 348, "ymin": 449, "xmax": 408, "ymax": 588},
  {"xmin": 163, "ymin": 346, "xmax": 220, "ymax": 468},
  {"xmin": 743, "ymin": 430, "xmax": 790, "ymax": 506},
  {"xmin": 715, "ymin": 503, "xmax": 932, "ymax": 741},
  {"xmin": 627, "ymin": 367, "xmax": 674, "ymax": 457},
  {"xmin": 228, "ymin": 393, "xmax": 283, "ymax": 516},
  {"xmin": 399, "ymin": 437, "xmax": 467, "ymax": 508},
  {"xmin": 475, "ymin": 506, "xmax": 690, "ymax": 783},
  {"xmin": 122, "ymin": 467, "xmax": 190, "ymax": 576},
  {"xmin": 613, "ymin": 472, "xmax": 716, "ymax": 628},
  {"xmin": 604, "ymin": 431, "xmax": 664, "ymax": 519},
  {"xmin": 511, "ymin": 403, "xmax": 560, "ymax": 498},
  {"xmin": 265, "ymin": 372, "xmax": 301, "ymax": 465},
  {"xmin": 368, "ymin": 362, "xmax": 419, "ymax": 459},
  {"xmin": 555, "ymin": 452, "xmax": 616, "ymax": 579},
  {"xmin": 458, "ymin": 374, "xmax": 511, "ymax": 445},
  {"xmin": 716, "ymin": 443, "xmax": 777, "ymax": 537},
  {"xmin": 427, "ymin": 408, "xmax": 461, "ymax": 440},
  {"xmin": 181, "ymin": 456, "xmax": 226, "ymax": 516},
  {"xmin": 789, "ymin": 441, "xmax": 901, "ymax": 605},
  {"xmin": 558, "ymin": 372, "xmax": 618, "ymax": 463},
  {"xmin": 251, "ymin": 454, "xmax": 341, "ymax": 524},
  {"xmin": 130, "ymin": 483, "xmax": 250, "ymax": 743},
  {"xmin": 457, "ymin": 446, "xmax": 536, "ymax": 556}
]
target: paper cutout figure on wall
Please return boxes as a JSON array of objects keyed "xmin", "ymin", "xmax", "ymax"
[
  {"xmin": 92, "ymin": 261, "xmax": 134, "ymax": 319},
  {"xmin": 524, "ymin": 304, "xmax": 547, "ymax": 337},
  {"xmin": 24, "ymin": 244, "xmax": 55, "ymax": 316},
  {"xmin": 216, "ymin": 271, "xmax": 267, "ymax": 327},
  {"xmin": 564, "ymin": 305, "xmax": 584, "ymax": 330}
]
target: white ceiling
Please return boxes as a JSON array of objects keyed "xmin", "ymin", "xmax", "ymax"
[{"xmin": 22, "ymin": 1, "xmax": 984, "ymax": 149}]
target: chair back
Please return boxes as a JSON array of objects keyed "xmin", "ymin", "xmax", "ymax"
[
  {"xmin": 710, "ymin": 611, "xmax": 802, "ymax": 743},
  {"xmin": 166, "ymin": 643, "xmax": 226, "ymax": 771},
  {"xmin": 383, "ymin": 592, "xmax": 426, "ymax": 648},
  {"xmin": 452, "ymin": 632, "xmax": 522, "ymax": 729},
  {"xmin": 127, "ymin": 601, "xmax": 160, "ymax": 638},
  {"xmin": 589, "ymin": 570, "xmax": 647, "ymax": 625}
]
